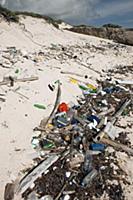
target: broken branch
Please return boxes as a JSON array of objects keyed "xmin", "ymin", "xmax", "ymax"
[{"xmin": 0, "ymin": 76, "xmax": 38, "ymax": 86}]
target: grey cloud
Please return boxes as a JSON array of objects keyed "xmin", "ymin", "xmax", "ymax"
[
  {"xmin": 0, "ymin": 0, "xmax": 99, "ymax": 24},
  {"xmin": 97, "ymin": 0, "xmax": 133, "ymax": 18}
]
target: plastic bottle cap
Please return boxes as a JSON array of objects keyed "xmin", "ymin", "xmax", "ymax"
[{"xmin": 58, "ymin": 102, "xmax": 69, "ymax": 112}]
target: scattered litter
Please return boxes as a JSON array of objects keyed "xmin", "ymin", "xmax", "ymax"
[
  {"xmin": 90, "ymin": 143, "xmax": 106, "ymax": 151},
  {"xmin": 0, "ymin": 76, "xmax": 38, "ymax": 86},
  {"xmin": 41, "ymin": 195, "xmax": 53, "ymax": 200},
  {"xmin": 63, "ymin": 194, "xmax": 70, "ymax": 200},
  {"xmin": 58, "ymin": 102, "xmax": 69, "ymax": 113},
  {"xmin": 104, "ymin": 122, "xmax": 118, "ymax": 140},
  {"xmin": 34, "ymin": 104, "xmax": 46, "ymax": 110},
  {"xmin": 81, "ymin": 169, "xmax": 98, "ymax": 188},
  {"xmin": 60, "ymin": 71, "xmax": 84, "ymax": 78},
  {"xmin": 15, "ymin": 69, "xmax": 19, "ymax": 74},
  {"xmin": 48, "ymin": 84, "xmax": 55, "ymax": 91},
  {"xmin": 116, "ymin": 79, "xmax": 133, "ymax": 85},
  {"xmin": 3, "ymin": 46, "xmax": 132, "ymax": 200}
]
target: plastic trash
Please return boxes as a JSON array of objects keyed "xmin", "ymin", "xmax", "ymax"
[
  {"xmin": 73, "ymin": 136, "xmax": 82, "ymax": 146},
  {"xmin": 40, "ymin": 195, "xmax": 53, "ymax": 200},
  {"xmin": 81, "ymin": 168, "xmax": 98, "ymax": 187},
  {"xmin": 34, "ymin": 104, "xmax": 46, "ymax": 110},
  {"xmin": 58, "ymin": 102, "xmax": 69, "ymax": 112},
  {"xmin": 48, "ymin": 84, "xmax": 55, "ymax": 91},
  {"xmin": 39, "ymin": 139, "xmax": 55, "ymax": 149},
  {"xmin": 54, "ymin": 114, "xmax": 68, "ymax": 128},
  {"xmin": 115, "ymin": 80, "xmax": 133, "ymax": 85},
  {"xmin": 86, "ymin": 83, "xmax": 97, "ymax": 90},
  {"xmin": 87, "ymin": 115, "xmax": 100, "ymax": 130},
  {"xmin": 15, "ymin": 69, "xmax": 19, "ymax": 74},
  {"xmin": 63, "ymin": 195, "xmax": 70, "ymax": 200},
  {"xmin": 83, "ymin": 152, "xmax": 93, "ymax": 173},
  {"xmin": 79, "ymin": 84, "xmax": 88, "ymax": 91},
  {"xmin": 90, "ymin": 143, "xmax": 105, "ymax": 151},
  {"xmin": 66, "ymin": 108, "xmax": 75, "ymax": 123},
  {"xmin": 103, "ymin": 86, "xmax": 122, "ymax": 94},
  {"xmin": 69, "ymin": 77, "xmax": 78, "ymax": 84},
  {"xmin": 87, "ymin": 115, "xmax": 100, "ymax": 124},
  {"xmin": 103, "ymin": 86, "xmax": 115, "ymax": 94},
  {"xmin": 104, "ymin": 122, "xmax": 118, "ymax": 140},
  {"xmin": 31, "ymin": 137, "xmax": 55, "ymax": 149},
  {"xmin": 27, "ymin": 191, "xmax": 39, "ymax": 200},
  {"xmin": 31, "ymin": 137, "xmax": 40, "ymax": 149},
  {"xmin": 101, "ymin": 99, "xmax": 108, "ymax": 106},
  {"xmin": 81, "ymin": 83, "xmax": 97, "ymax": 95}
]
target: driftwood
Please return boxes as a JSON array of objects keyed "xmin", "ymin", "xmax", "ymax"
[
  {"xmin": 60, "ymin": 70, "xmax": 84, "ymax": 77},
  {"xmin": 111, "ymin": 99, "xmax": 132, "ymax": 124},
  {"xmin": 100, "ymin": 137, "xmax": 133, "ymax": 155},
  {"xmin": 93, "ymin": 98, "xmax": 133, "ymax": 154},
  {"xmin": 0, "ymin": 76, "xmax": 38, "ymax": 86},
  {"xmin": 4, "ymin": 183, "xmax": 15, "ymax": 200},
  {"xmin": 94, "ymin": 98, "xmax": 132, "ymax": 142},
  {"xmin": 39, "ymin": 82, "xmax": 61, "ymax": 132},
  {"xmin": 75, "ymin": 99, "xmax": 133, "ymax": 155},
  {"xmin": 116, "ymin": 80, "xmax": 133, "ymax": 85},
  {"xmin": 16, "ymin": 154, "xmax": 60, "ymax": 195},
  {"xmin": 55, "ymin": 173, "xmax": 75, "ymax": 200},
  {"xmin": 55, "ymin": 182, "xmax": 68, "ymax": 200},
  {"xmin": 98, "ymin": 107, "xmax": 115, "ymax": 117}
]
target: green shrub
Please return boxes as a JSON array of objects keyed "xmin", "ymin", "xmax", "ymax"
[
  {"xmin": 0, "ymin": 5, "xmax": 59, "ymax": 28},
  {"xmin": 102, "ymin": 23, "xmax": 122, "ymax": 28},
  {"xmin": 0, "ymin": 5, "xmax": 19, "ymax": 22}
]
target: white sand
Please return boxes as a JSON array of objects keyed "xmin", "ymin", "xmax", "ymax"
[{"xmin": 0, "ymin": 16, "xmax": 133, "ymax": 200}]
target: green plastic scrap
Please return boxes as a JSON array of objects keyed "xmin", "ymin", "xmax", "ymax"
[
  {"xmin": 54, "ymin": 80, "xmax": 62, "ymax": 85},
  {"xmin": 34, "ymin": 104, "xmax": 46, "ymax": 110},
  {"xmin": 31, "ymin": 137, "xmax": 39, "ymax": 149},
  {"xmin": 79, "ymin": 84, "xmax": 97, "ymax": 93},
  {"xmin": 79, "ymin": 84, "xmax": 89, "ymax": 91},
  {"xmin": 41, "ymin": 139, "xmax": 55, "ymax": 149},
  {"xmin": 15, "ymin": 69, "xmax": 19, "ymax": 74},
  {"xmin": 122, "ymin": 109, "xmax": 129, "ymax": 116}
]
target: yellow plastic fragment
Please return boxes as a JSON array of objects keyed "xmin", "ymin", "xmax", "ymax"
[
  {"xmin": 87, "ymin": 84, "xmax": 97, "ymax": 90},
  {"xmin": 69, "ymin": 77, "xmax": 96, "ymax": 90},
  {"xmin": 47, "ymin": 123, "xmax": 54, "ymax": 128},
  {"xmin": 69, "ymin": 78, "xmax": 78, "ymax": 84}
]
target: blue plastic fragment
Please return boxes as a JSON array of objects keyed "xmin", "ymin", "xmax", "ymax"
[
  {"xmin": 87, "ymin": 115, "xmax": 100, "ymax": 124},
  {"xmin": 103, "ymin": 87, "xmax": 114, "ymax": 94},
  {"xmin": 103, "ymin": 86, "xmax": 122, "ymax": 94},
  {"xmin": 90, "ymin": 143, "xmax": 105, "ymax": 151},
  {"xmin": 71, "ymin": 117, "xmax": 79, "ymax": 125}
]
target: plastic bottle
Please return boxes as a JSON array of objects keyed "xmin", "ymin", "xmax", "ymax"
[
  {"xmin": 83, "ymin": 151, "xmax": 93, "ymax": 173},
  {"xmin": 81, "ymin": 169, "xmax": 98, "ymax": 187}
]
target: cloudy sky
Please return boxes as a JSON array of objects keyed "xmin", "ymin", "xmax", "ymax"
[{"xmin": 0, "ymin": 0, "xmax": 133, "ymax": 27}]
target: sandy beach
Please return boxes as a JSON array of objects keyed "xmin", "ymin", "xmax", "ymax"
[{"xmin": 0, "ymin": 16, "xmax": 133, "ymax": 200}]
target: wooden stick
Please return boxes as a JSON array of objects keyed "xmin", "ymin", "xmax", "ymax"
[
  {"xmin": 111, "ymin": 99, "xmax": 132, "ymax": 124},
  {"xmin": 98, "ymin": 107, "xmax": 115, "ymax": 117},
  {"xmin": 55, "ymin": 182, "xmax": 68, "ymax": 200},
  {"xmin": 116, "ymin": 80, "xmax": 133, "ymax": 85},
  {"xmin": 15, "ymin": 154, "xmax": 60, "ymax": 195},
  {"xmin": 61, "ymin": 70, "xmax": 84, "ymax": 77},
  {"xmin": 40, "ymin": 82, "xmax": 61, "ymax": 132},
  {"xmin": 100, "ymin": 137, "xmax": 133, "ymax": 155},
  {"xmin": 94, "ymin": 98, "xmax": 132, "ymax": 142},
  {"xmin": 0, "ymin": 76, "xmax": 38, "ymax": 86},
  {"xmin": 55, "ymin": 173, "xmax": 75, "ymax": 200}
]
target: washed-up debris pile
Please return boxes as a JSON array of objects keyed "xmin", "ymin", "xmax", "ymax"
[
  {"xmin": 17, "ymin": 74, "xmax": 133, "ymax": 200},
  {"xmin": 108, "ymin": 65, "xmax": 133, "ymax": 76},
  {"xmin": 2, "ymin": 45, "xmax": 132, "ymax": 200}
]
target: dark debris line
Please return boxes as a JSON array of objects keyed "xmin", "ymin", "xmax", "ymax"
[{"xmin": 22, "ymin": 66, "xmax": 133, "ymax": 200}]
